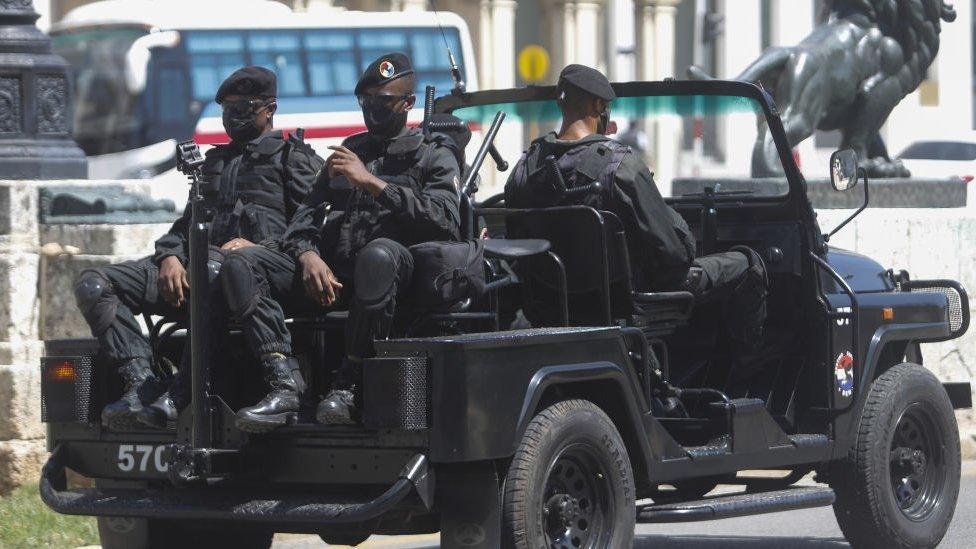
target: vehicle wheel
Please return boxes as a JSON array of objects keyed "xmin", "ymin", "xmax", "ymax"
[
  {"xmin": 502, "ymin": 399, "xmax": 635, "ymax": 549},
  {"xmin": 830, "ymin": 363, "xmax": 960, "ymax": 549},
  {"xmin": 148, "ymin": 520, "xmax": 274, "ymax": 549},
  {"xmin": 319, "ymin": 529, "xmax": 371, "ymax": 546}
]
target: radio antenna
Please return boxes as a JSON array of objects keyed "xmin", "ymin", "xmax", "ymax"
[{"xmin": 429, "ymin": 0, "xmax": 465, "ymax": 94}]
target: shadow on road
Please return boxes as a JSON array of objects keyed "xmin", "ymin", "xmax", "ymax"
[{"xmin": 634, "ymin": 534, "xmax": 849, "ymax": 548}]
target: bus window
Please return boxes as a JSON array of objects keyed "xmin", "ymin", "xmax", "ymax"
[
  {"xmin": 249, "ymin": 31, "xmax": 306, "ymax": 97},
  {"xmin": 186, "ymin": 32, "xmax": 246, "ymax": 101},
  {"xmin": 305, "ymin": 31, "xmax": 357, "ymax": 95}
]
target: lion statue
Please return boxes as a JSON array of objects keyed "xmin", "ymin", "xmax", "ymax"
[{"xmin": 689, "ymin": 0, "xmax": 956, "ymax": 178}]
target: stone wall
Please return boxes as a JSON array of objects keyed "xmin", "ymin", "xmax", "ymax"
[{"xmin": 0, "ymin": 180, "xmax": 168, "ymax": 494}]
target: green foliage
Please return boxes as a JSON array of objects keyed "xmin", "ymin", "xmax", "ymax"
[{"xmin": 0, "ymin": 485, "xmax": 97, "ymax": 549}]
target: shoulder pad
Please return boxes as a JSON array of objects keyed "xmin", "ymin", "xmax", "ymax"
[
  {"xmin": 342, "ymin": 131, "xmax": 371, "ymax": 151},
  {"xmin": 253, "ymin": 135, "xmax": 286, "ymax": 156}
]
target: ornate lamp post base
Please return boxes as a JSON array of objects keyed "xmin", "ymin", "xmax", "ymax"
[{"xmin": 0, "ymin": 0, "xmax": 86, "ymax": 179}]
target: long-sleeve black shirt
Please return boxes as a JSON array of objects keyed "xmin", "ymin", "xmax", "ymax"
[{"xmin": 283, "ymin": 127, "xmax": 461, "ymax": 279}]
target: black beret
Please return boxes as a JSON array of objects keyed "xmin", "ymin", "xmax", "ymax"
[
  {"xmin": 215, "ymin": 66, "xmax": 277, "ymax": 104},
  {"xmin": 355, "ymin": 53, "xmax": 414, "ymax": 95},
  {"xmin": 557, "ymin": 64, "xmax": 615, "ymax": 102}
]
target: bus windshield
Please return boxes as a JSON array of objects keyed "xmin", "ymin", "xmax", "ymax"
[{"xmin": 52, "ymin": 28, "xmax": 150, "ymax": 156}]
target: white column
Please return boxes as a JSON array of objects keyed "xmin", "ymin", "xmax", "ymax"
[
  {"xmin": 33, "ymin": 0, "xmax": 51, "ymax": 32},
  {"xmin": 478, "ymin": 0, "xmax": 494, "ymax": 89},
  {"xmin": 649, "ymin": 0, "xmax": 680, "ymax": 193},
  {"xmin": 574, "ymin": 1, "xmax": 602, "ymax": 69},
  {"xmin": 719, "ymin": 0, "xmax": 762, "ymax": 174},
  {"xmin": 490, "ymin": 0, "xmax": 517, "ymax": 88},
  {"xmin": 770, "ymin": 0, "xmax": 813, "ymax": 47},
  {"xmin": 635, "ymin": 0, "xmax": 655, "ymax": 80},
  {"xmin": 391, "ymin": 0, "xmax": 426, "ymax": 11}
]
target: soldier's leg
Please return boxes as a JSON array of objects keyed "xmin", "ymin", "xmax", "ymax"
[
  {"xmin": 74, "ymin": 257, "xmax": 173, "ymax": 430},
  {"xmin": 688, "ymin": 247, "xmax": 768, "ymax": 370},
  {"xmin": 318, "ymin": 238, "xmax": 414, "ymax": 425},
  {"xmin": 137, "ymin": 248, "xmax": 225, "ymax": 429},
  {"xmin": 220, "ymin": 245, "xmax": 307, "ymax": 433}
]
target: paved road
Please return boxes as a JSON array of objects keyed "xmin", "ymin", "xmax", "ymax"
[{"xmin": 274, "ymin": 463, "xmax": 976, "ymax": 548}]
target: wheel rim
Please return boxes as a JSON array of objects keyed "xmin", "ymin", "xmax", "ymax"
[
  {"xmin": 889, "ymin": 402, "xmax": 947, "ymax": 521},
  {"xmin": 541, "ymin": 443, "xmax": 614, "ymax": 549}
]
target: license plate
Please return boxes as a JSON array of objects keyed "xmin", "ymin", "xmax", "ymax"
[{"xmin": 115, "ymin": 444, "xmax": 170, "ymax": 476}]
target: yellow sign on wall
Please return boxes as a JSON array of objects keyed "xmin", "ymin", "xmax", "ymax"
[{"xmin": 518, "ymin": 45, "xmax": 550, "ymax": 84}]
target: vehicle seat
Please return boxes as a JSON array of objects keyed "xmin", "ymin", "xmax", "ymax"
[{"xmin": 493, "ymin": 205, "xmax": 694, "ymax": 336}]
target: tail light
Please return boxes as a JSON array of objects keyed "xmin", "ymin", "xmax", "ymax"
[{"xmin": 40, "ymin": 356, "xmax": 95, "ymax": 424}]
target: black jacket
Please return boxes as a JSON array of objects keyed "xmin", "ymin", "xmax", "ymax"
[
  {"xmin": 505, "ymin": 132, "xmax": 695, "ymax": 290},
  {"xmin": 154, "ymin": 131, "xmax": 322, "ymax": 265},
  {"xmin": 283, "ymin": 127, "xmax": 461, "ymax": 278}
]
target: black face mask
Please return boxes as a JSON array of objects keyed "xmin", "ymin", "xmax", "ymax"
[
  {"xmin": 597, "ymin": 108, "xmax": 611, "ymax": 135},
  {"xmin": 223, "ymin": 110, "xmax": 262, "ymax": 143},
  {"xmin": 362, "ymin": 104, "xmax": 407, "ymax": 139}
]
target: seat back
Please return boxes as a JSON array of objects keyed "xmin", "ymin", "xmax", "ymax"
[{"xmin": 506, "ymin": 206, "xmax": 631, "ymax": 325}]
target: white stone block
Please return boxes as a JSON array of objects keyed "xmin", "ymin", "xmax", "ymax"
[
  {"xmin": 0, "ymin": 252, "xmax": 39, "ymax": 344},
  {"xmin": 0, "ymin": 363, "xmax": 43, "ymax": 441},
  {"xmin": 40, "ymin": 223, "xmax": 170, "ymax": 257},
  {"xmin": 0, "ymin": 438, "xmax": 46, "ymax": 495}
]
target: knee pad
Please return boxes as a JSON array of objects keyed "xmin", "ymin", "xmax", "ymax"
[
  {"xmin": 354, "ymin": 241, "xmax": 399, "ymax": 309},
  {"xmin": 207, "ymin": 247, "xmax": 225, "ymax": 284},
  {"xmin": 220, "ymin": 253, "xmax": 260, "ymax": 318},
  {"xmin": 74, "ymin": 270, "xmax": 117, "ymax": 336}
]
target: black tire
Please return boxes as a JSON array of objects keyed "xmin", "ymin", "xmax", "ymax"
[
  {"xmin": 319, "ymin": 529, "xmax": 372, "ymax": 546},
  {"xmin": 150, "ymin": 520, "xmax": 273, "ymax": 549},
  {"xmin": 502, "ymin": 399, "xmax": 635, "ymax": 549},
  {"xmin": 830, "ymin": 363, "xmax": 961, "ymax": 549}
]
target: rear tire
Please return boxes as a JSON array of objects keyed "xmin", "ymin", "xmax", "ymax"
[
  {"xmin": 502, "ymin": 399, "xmax": 635, "ymax": 549},
  {"xmin": 830, "ymin": 363, "xmax": 960, "ymax": 549}
]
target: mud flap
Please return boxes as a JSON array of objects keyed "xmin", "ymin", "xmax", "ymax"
[
  {"xmin": 436, "ymin": 462, "xmax": 501, "ymax": 549},
  {"xmin": 97, "ymin": 516, "xmax": 149, "ymax": 549}
]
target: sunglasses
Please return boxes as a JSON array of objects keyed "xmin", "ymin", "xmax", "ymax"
[
  {"xmin": 357, "ymin": 93, "xmax": 413, "ymax": 109},
  {"xmin": 222, "ymin": 98, "xmax": 274, "ymax": 115}
]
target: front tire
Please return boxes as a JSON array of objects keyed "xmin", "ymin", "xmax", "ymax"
[
  {"xmin": 502, "ymin": 399, "xmax": 635, "ymax": 549},
  {"xmin": 831, "ymin": 363, "xmax": 961, "ymax": 549}
]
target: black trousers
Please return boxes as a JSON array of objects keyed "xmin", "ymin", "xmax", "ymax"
[
  {"xmin": 219, "ymin": 239, "xmax": 414, "ymax": 371},
  {"xmin": 74, "ymin": 251, "xmax": 224, "ymax": 368},
  {"xmin": 687, "ymin": 248, "xmax": 767, "ymax": 356}
]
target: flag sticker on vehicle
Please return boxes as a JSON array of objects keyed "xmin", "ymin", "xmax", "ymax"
[{"xmin": 835, "ymin": 351, "xmax": 854, "ymax": 397}]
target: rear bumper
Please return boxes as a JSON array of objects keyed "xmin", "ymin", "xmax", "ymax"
[{"xmin": 40, "ymin": 444, "xmax": 434, "ymax": 524}]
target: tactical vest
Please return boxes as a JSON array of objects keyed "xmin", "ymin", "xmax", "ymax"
[
  {"xmin": 203, "ymin": 132, "xmax": 310, "ymax": 245},
  {"xmin": 514, "ymin": 137, "xmax": 631, "ymax": 209}
]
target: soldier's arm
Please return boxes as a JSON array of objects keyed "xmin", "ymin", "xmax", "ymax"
[
  {"xmin": 610, "ymin": 155, "xmax": 695, "ymax": 273},
  {"xmin": 283, "ymin": 142, "xmax": 326, "ymax": 220},
  {"xmin": 502, "ymin": 152, "xmax": 537, "ymax": 207},
  {"xmin": 152, "ymin": 189, "xmax": 193, "ymax": 266},
  {"xmin": 282, "ymin": 171, "xmax": 332, "ymax": 260},
  {"xmin": 375, "ymin": 146, "xmax": 461, "ymax": 241}
]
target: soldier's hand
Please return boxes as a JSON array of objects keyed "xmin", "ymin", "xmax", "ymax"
[
  {"xmin": 221, "ymin": 238, "xmax": 256, "ymax": 251},
  {"xmin": 159, "ymin": 255, "xmax": 189, "ymax": 308},
  {"xmin": 327, "ymin": 146, "xmax": 372, "ymax": 187},
  {"xmin": 299, "ymin": 250, "xmax": 343, "ymax": 307}
]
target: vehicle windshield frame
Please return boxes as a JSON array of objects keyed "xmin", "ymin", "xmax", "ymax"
[{"xmin": 434, "ymin": 79, "xmax": 805, "ymax": 204}]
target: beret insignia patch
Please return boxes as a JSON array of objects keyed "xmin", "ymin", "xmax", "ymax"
[{"xmin": 379, "ymin": 61, "xmax": 395, "ymax": 78}]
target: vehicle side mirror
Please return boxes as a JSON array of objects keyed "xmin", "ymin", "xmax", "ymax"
[{"xmin": 830, "ymin": 149, "xmax": 859, "ymax": 192}]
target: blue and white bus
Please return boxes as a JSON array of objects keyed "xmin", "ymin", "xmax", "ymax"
[{"xmin": 51, "ymin": 0, "xmax": 478, "ymax": 201}]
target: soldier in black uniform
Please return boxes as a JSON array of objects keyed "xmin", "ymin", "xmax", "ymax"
[
  {"xmin": 221, "ymin": 53, "xmax": 461, "ymax": 431},
  {"xmin": 505, "ymin": 64, "xmax": 767, "ymax": 358},
  {"xmin": 73, "ymin": 67, "xmax": 322, "ymax": 431}
]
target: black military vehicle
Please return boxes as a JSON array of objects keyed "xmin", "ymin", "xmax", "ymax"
[{"xmin": 39, "ymin": 80, "xmax": 971, "ymax": 549}]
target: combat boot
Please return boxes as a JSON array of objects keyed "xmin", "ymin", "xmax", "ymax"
[
  {"xmin": 316, "ymin": 388, "xmax": 358, "ymax": 425},
  {"xmin": 136, "ymin": 370, "xmax": 189, "ymax": 430},
  {"xmin": 101, "ymin": 358, "xmax": 158, "ymax": 431},
  {"xmin": 235, "ymin": 355, "xmax": 306, "ymax": 433}
]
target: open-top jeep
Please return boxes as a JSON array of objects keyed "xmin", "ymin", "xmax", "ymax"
[{"xmin": 40, "ymin": 80, "xmax": 971, "ymax": 549}]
